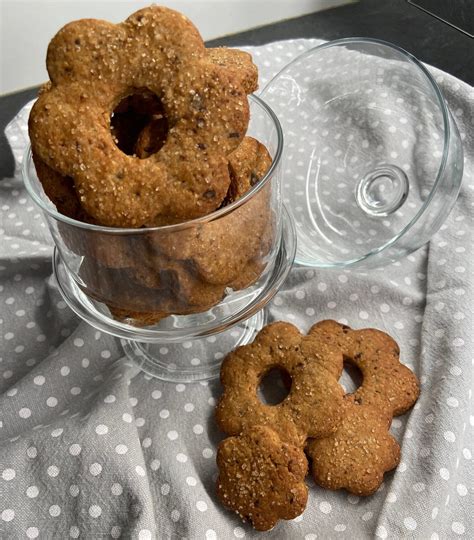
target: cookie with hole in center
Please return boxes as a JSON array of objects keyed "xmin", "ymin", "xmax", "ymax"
[
  {"xmin": 216, "ymin": 425, "xmax": 308, "ymax": 531},
  {"xmin": 29, "ymin": 5, "xmax": 251, "ymax": 227},
  {"xmin": 31, "ymin": 44, "xmax": 258, "ymax": 225},
  {"xmin": 304, "ymin": 320, "xmax": 420, "ymax": 416},
  {"xmin": 306, "ymin": 396, "xmax": 400, "ymax": 496},
  {"xmin": 216, "ymin": 321, "xmax": 345, "ymax": 446}
]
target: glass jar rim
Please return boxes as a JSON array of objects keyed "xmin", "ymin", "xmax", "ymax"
[{"xmin": 22, "ymin": 94, "xmax": 283, "ymax": 235}]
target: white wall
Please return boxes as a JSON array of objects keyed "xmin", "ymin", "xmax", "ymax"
[{"xmin": 0, "ymin": 0, "xmax": 350, "ymax": 94}]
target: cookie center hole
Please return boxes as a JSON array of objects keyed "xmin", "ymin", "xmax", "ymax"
[
  {"xmin": 340, "ymin": 360, "xmax": 363, "ymax": 394},
  {"xmin": 110, "ymin": 89, "xmax": 168, "ymax": 158},
  {"xmin": 258, "ymin": 367, "xmax": 292, "ymax": 406}
]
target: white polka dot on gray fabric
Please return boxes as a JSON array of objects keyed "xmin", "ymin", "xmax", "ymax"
[
  {"xmin": 26, "ymin": 527, "xmax": 39, "ymax": 538},
  {"xmin": 48, "ymin": 505, "xmax": 61, "ymax": 517},
  {"xmin": 115, "ymin": 444, "xmax": 128, "ymax": 455},
  {"xmin": 2, "ymin": 468, "xmax": 16, "ymax": 481},
  {"xmin": 1, "ymin": 509, "xmax": 15, "ymax": 522},
  {"xmin": 95, "ymin": 424, "xmax": 108, "ymax": 435},
  {"xmin": 196, "ymin": 501, "xmax": 208, "ymax": 512},
  {"xmin": 88, "ymin": 505, "xmax": 102, "ymax": 518},
  {"xmin": 111, "ymin": 483, "xmax": 123, "ymax": 496},
  {"xmin": 26, "ymin": 486, "xmax": 39, "ymax": 498}
]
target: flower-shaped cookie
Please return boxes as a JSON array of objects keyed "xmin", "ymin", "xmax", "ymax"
[
  {"xmin": 216, "ymin": 425, "xmax": 308, "ymax": 531},
  {"xmin": 215, "ymin": 322, "xmax": 345, "ymax": 446},
  {"xmin": 303, "ymin": 320, "xmax": 419, "ymax": 495},
  {"xmin": 29, "ymin": 6, "xmax": 253, "ymax": 227},
  {"xmin": 305, "ymin": 320, "xmax": 420, "ymax": 417}
]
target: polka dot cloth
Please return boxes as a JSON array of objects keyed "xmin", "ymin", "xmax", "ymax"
[{"xmin": 1, "ymin": 39, "xmax": 472, "ymax": 539}]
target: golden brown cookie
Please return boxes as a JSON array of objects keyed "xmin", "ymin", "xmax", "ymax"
[
  {"xmin": 127, "ymin": 246, "xmax": 270, "ymax": 312},
  {"xmin": 108, "ymin": 306, "xmax": 168, "ymax": 327},
  {"xmin": 36, "ymin": 136, "xmax": 273, "ymax": 285},
  {"xmin": 134, "ymin": 50, "xmax": 258, "ymax": 159},
  {"xmin": 77, "ymin": 258, "xmax": 197, "ymax": 326},
  {"xmin": 207, "ymin": 47, "xmax": 258, "ymax": 95},
  {"xmin": 127, "ymin": 255, "xmax": 225, "ymax": 308},
  {"xmin": 78, "ymin": 246, "xmax": 270, "ymax": 326},
  {"xmin": 216, "ymin": 322, "xmax": 345, "ymax": 446},
  {"xmin": 154, "ymin": 139, "xmax": 273, "ymax": 285},
  {"xmin": 32, "ymin": 152, "xmax": 85, "ymax": 220},
  {"xmin": 216, "ymin": 425, "xmax": 308, "ymax": 531},
  {"xmin": 302, "ymin": 320, "xmax": 418, "ymax": 496},
  {"xmin": 29, "ymin": 6, "xmax": 251, "ymax": 227},
  {"xmin": 306, "ymin": 396, "xmax": 400, "ymax": 496},
  {"xmin": 306, "ymin": 320, "xmax": 420, "ymax": 416},
  {"xmin": 56, "ymin": 218, "xmax": 138, "ymax": 269},
  {"xmin": 225, "ymin": 136, "xmax": 273, "ymax": 203},
  {"xmin": 32, "ymin": 47, "xmax": 258, "ymax": 221},
  {"xmin": 33, "ymin": 153, "xmax": 138, "ymax": 269},
  {"xmin": 60, "ymin": 207, "xmax": 272, "ymax": 324}
]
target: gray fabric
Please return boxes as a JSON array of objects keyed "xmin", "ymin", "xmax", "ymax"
[{"xmin": 1, "ymin": 39, "xmax": 472, "ymax": 539}]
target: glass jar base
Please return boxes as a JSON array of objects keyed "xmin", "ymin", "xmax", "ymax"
[{"xmin": 121, "ymin": 309, "xmax": 266, "ymax": 382}]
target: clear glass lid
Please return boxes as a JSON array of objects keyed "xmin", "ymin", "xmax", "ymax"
[{"xmin": 261, "ymin": 38, "xmax": 462, "ymax": 268}]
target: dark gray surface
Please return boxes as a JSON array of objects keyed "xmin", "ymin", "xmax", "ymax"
[
  {"xmin": 408, "ymin": 0, "xmax": 473, "ymax": 38},
  {"xmin": 208, "ymin": 0, "xmax": 474, "ymax": 84},
  {"xmin": 1, "ymin": 0, "xmax": 472, "ymax": 180}
]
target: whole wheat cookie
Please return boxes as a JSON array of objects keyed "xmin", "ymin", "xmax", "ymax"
[
  {"xmin": 302, "ymin": 320, "xmax": 418, "ymax": 495},
  {"xmin": 207, "ymin": 48, "xmax": 258, "ymax": 95},
  {"xmin": 305, "ymin": 320, "xmax": 420, "ymax": 416},
  {"xmin": 57, "ymin": 216, "xmax": 140, "ymax": 270},
  {"xmin": 32, "ymin": 153, "xmax": 86, "ymax": 221},
  {"xmin": 216, "ymin": 322, "xmax": 345, "ymax": 446},
  {"xmin": 134, "ymin": 49, "xmax": 257, "ymax": 160},
  {"xmin": 216, "ymin": 425, "xmax": 308, "ymax": 531},
  {"xmin": 77, "ymin": 207, "xmax": 273, "ymax": 324},
  {"xmin": 79, "ymin": 245, "xmax": 268, "ymax": 326},
  {"xmin": 36, "ymin": 138, "xmax": 272, "ymax": 304},
  {"xmin": 96, "ymin": 189, "xmax": 274, "ymax": 318},
  {"xmin": 133, "ymin": 115, "xmax": 168, "ymax": 160},
  {"xmin": 29, "ymin": 6, "xmax": 251, "ymax": 227},
  {"xmin": 32, "ymin": 46, "xmax": 257, "ymax": 222},
  {"xmin": 154, "ymin": 136, "xmax": 273, "ymax": 285},
  {"xmin": 127, "ymin": 255, "xmax": 226, "ymax": 309},
  {"xmin": 33, "ymin": 156, "xmax": 140, "ymax": 270},
  {"xmin": 125, "ymin": 237, "xmax": 271, "ymax": 317},
  {"xmin": 225, "ymin": 135, "xmax": 273, "ymax": 203},
  {"xmin": 127, "ymin": 253, "xmax": 265, "ymax": 305},
  {"xmin": 77, "ymin": 259, "xmax": 197, "ymax": 326},
  {"xmin": 306, "ymin": 396, "xmax": 400, "ymax": 496},
  {"xmin": 108, "ymin": 307, "xmax": 167, "ymax": 327}
]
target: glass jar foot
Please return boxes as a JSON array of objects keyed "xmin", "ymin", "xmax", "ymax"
[{"xmin": 121, "ymin": 309, "xmax": 267, "ymax": 382}]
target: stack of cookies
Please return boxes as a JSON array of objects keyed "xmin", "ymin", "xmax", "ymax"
[
  {"xmin": 215, "ymin": 320, "xmax": 420, "ymax": 531},
  {"xmin": 28, "ymin": 5, "xmax": 274, "ymax": 325}
]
